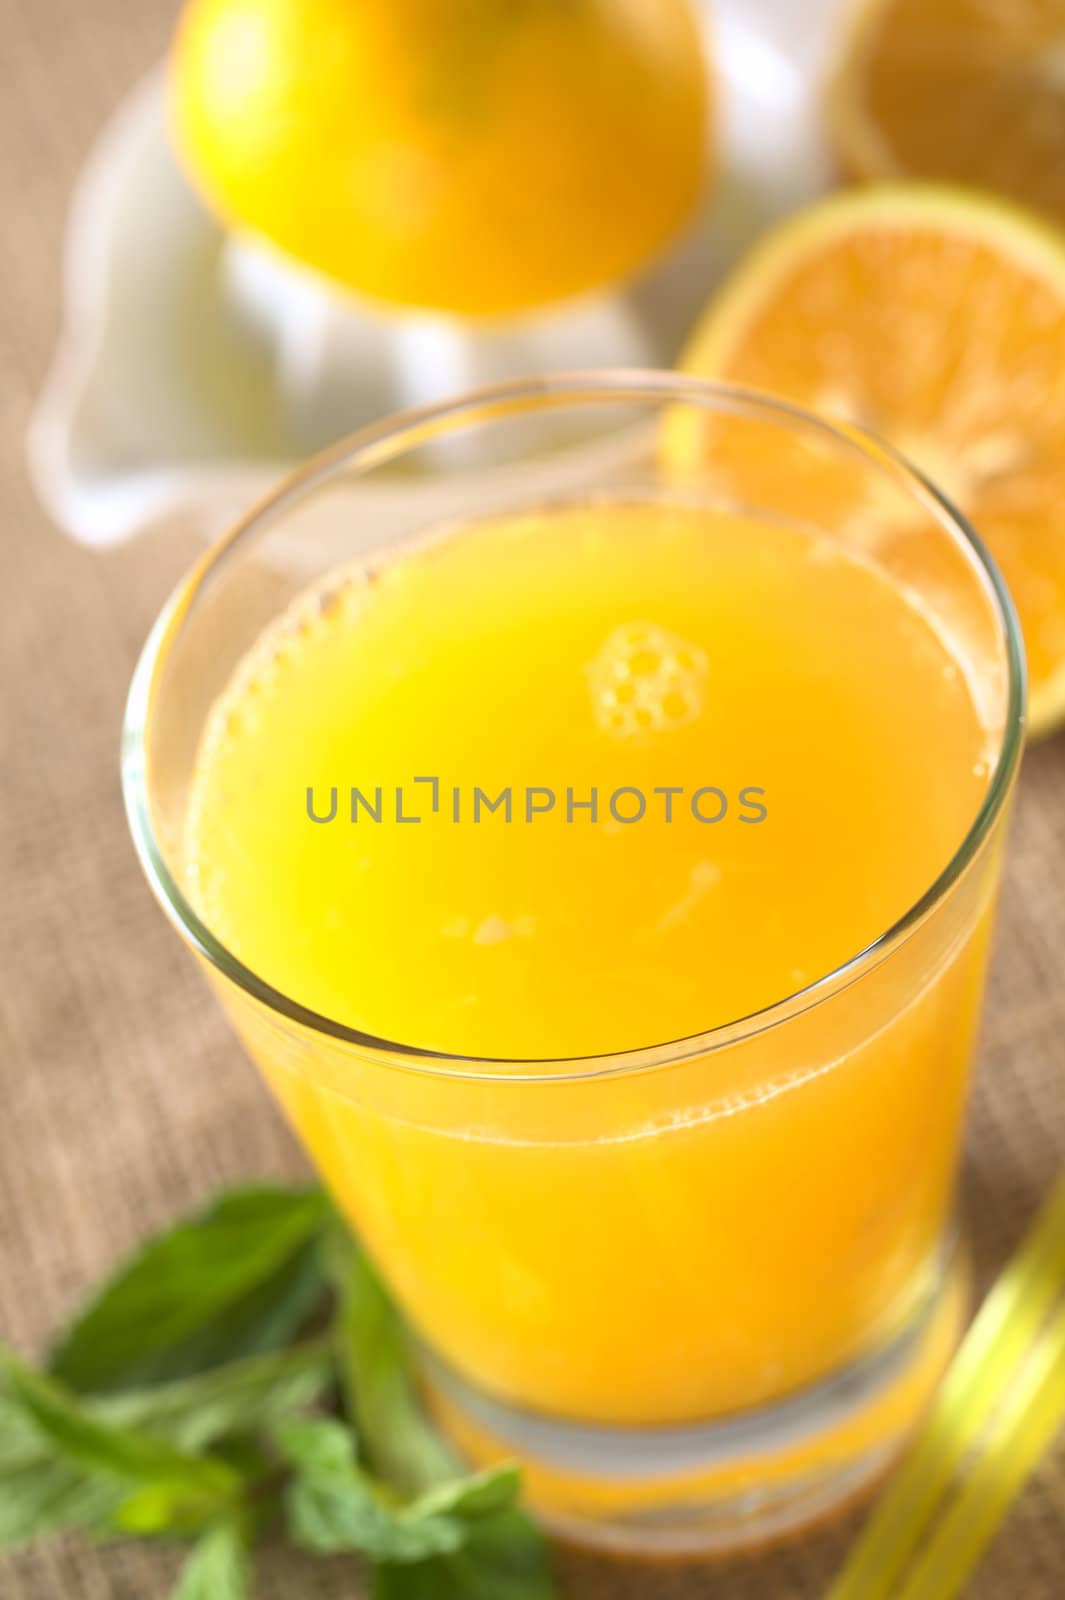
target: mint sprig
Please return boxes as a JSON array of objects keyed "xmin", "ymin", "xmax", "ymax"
[{"xmin": 2, "ymin": 1184, "xmax": 556, "ymax": 1598}]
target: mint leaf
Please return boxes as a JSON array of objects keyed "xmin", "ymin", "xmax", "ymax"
[
  {"xmin": 0, "ymin": 1340, "xmax": 331, "ymax": 1547},
  {"xmin": 0, "ymin": 1370, "xmax": 125, "ymax": 1546},
  {"xmin": 279, "ymin": 1417, "xmax": 521, "ymax": 1566},
  {"xmin": 0, "ymin": 1458, "xmax": 123, "ymax": 1549},
  {"xmin": 276, "ymin": 1415, "xmax": 360, "ymax": 1477},
  {"xmin": 97, "ymin": 1339, "xmax": 336, "ymax": 1454},
  {"xmin": 49, "ymin": 1187, "xmax": 331, "ymax": 1395},
  {"xmin": 288, "ymin": 1473, "xmax": 466, "ymax": 1563},
  {"xmin": 328, "ymin": 1229, "xmax": 456, "ymax": 1494},
  {"xmin": 277, "ymin": 1417, "xmax": 467, "ymax": 1563},
  {"xmin": 409, "ymin": 1464, "xmax": 520, "ymax": 1523},
  {"xmin": 371, "ymin": 1509, "xmax": 556, "ymax": 1600},
  {"xmin": 173, "ymin": 1521, "xmax": 249, "ymax": 1599},
  {"xmin": 0, "ymin": 1377, "xmax": 59, "ymax": 1469},
  {"xmin": 1, "ymin": 1351, "xmax": 239, "ymax": 1531}
]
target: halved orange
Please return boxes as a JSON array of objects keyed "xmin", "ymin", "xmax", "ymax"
[
  {"xmin": 825, "ymin": 0, "xmax": 1065, "ymax": 226},
  {"xmin": 668, "ymin": 185, "xmax": 1065, "ymax": 735}
]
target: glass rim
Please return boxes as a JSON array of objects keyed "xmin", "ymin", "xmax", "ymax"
[{"xmin": 121, "ymin": 369, "xmax": 1027, "ymax": 1083}]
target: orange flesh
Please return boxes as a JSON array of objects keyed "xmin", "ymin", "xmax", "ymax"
[
  {"xmin": 834, "ymin": 0, "xmax": 1065, "ymax": 221},
  {"xmin": 676, "ymin": 195, "xmax": 1065, "ymax": 719}
]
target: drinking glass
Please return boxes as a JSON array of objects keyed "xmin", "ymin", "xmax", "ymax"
[{"xmin": 123, "ymin": 374, "xmax": 1024, "ymax": 1554}]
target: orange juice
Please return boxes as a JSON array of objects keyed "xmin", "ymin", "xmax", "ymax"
[{"xmin": 183, "ymin": 497, "xmax": 995, "ymax": 1434}]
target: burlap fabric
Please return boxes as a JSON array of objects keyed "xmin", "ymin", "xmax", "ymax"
[{"xmin": 2, "ymin": 0, "xmax": 1064, "ymax": 1593}]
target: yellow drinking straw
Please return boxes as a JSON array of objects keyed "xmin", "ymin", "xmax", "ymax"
[
  {"xmin": 895, "ymin": 1298, "xmax": 1065, "ymax": 1598},
  {"xmin": 828, "ymin": 1171, "xmax": 1065, "ymax": 1600}
]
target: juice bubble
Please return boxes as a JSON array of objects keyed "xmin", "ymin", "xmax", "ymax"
[{"xmin": 587, "ymin": 621, "xmax": 709, "ymax": 736}]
